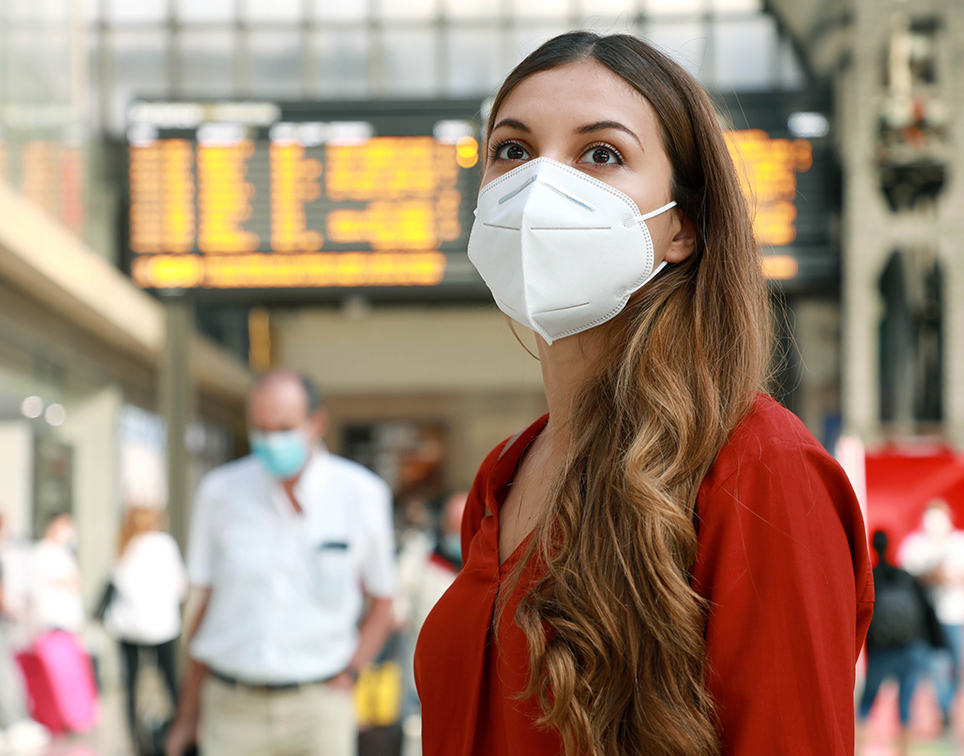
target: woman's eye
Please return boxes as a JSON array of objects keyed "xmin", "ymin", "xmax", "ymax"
[
  {"xmin": 580, "ymin": 146, "xmax": 621, "ymax": 165},
  {"xmin": 495, "ymin": 143, "xmax": 529, "ymax": 161}
]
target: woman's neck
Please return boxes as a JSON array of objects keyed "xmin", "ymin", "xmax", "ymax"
[{"xmin": 536, "ymin": 330, "xmax": 603, "ymax": 454}]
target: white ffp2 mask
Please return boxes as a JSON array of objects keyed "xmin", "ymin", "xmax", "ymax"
[{"xmin": 467, "ymin": 157, "xmax": 676, "ymax": 345}]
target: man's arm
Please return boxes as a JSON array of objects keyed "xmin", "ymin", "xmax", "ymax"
[
  {"xmin": 165, "ymin": 586, "xmax": 212, "ymax": 756},
  {"xmin": 332, "ymin": 475, "xmax": 398, "ymax": 690},
  {"xmin": 328, "ymin": 593, "xmax": 395, "ymax": 690}
]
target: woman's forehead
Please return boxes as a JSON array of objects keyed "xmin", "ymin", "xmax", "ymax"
[{"xmin": 492, "ymin": 60, "xmax": 656, "ymax": 136}]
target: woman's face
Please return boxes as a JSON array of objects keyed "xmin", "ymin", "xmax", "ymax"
[{"xmin": 482, "ymin": 59, "xmax": 694, "ymax": 267}]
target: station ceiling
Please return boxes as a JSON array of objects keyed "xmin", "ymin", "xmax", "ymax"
[{"xmin": 764, "ymin": 0, "xmax": 851, "ymax": 77}]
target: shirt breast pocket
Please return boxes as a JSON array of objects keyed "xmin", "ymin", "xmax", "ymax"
[{"xmin": 313, "ymin": 541, "xmax": 354, "ymax": 606}]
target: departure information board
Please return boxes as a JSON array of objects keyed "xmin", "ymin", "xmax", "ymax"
[
  {"xmin": 717, "ymin": 90, "xmax": 839, "ymax": 291},
  {"xmin": 125, "ymin": 93, "xmax": 838, "ymax": 298},
  {"xmin": 725, "ymin": 129, "xmax": 814, "ymax": 248},
  {"xmin": 126, "ymin": 100, "xmax": 485, "ymax": 299}
]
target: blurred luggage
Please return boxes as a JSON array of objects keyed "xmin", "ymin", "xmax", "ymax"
[
  {"xmin": 16, "ymin": 630, "xmax": 99, "ymax": 733},
  {"xmin": 354, "ymin": 661, "xmax": 403, "ymax": 728},
  {"xmin": 356, "ymin": 661, "xmax": 404, "ymax": 756}
]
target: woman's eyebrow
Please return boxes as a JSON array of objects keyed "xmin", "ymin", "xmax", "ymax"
[
  {"xmin": 575, "ymin": 121, "xmax": 642, "ymax": 149},
  {"xmin": 490, "ymin": 118, "xmax": 530, "ymax": 133}
]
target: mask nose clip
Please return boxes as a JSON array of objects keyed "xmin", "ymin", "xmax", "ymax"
[
  {"xmin": 498, "ymin": 176, "xmax": 537, "ymax": 205},
  {"xmin": 497, "ymin": 171, "xmax": 596, "ymax": 212},
  {"xmin": 537, "ymin": 177, "xmax": 595, "ymax": 211}
]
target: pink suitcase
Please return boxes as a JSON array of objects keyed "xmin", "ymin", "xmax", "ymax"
[{"xmin": 16, "ymin": 630, "xmax": 100, "ymax": 734}]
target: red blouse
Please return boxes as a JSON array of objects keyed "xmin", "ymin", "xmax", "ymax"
[{"xmin": 414, "ymin": 395, "xmax": 875, "ymax": 755}]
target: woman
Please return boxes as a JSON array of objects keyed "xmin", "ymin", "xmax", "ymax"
[
  {"xmin": 105, "ymin": 507, "xmax": 187, "ymax": 750},
  {"xmin": 414, "ymin": 31, "xmax": 874, "ymax": 756}
]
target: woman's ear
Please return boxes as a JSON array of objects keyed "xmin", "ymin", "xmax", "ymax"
[{"xmin": 663, "ymin": 210, "xmax": 697, "ymax": 264}]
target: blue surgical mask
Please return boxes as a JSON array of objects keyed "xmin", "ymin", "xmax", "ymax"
[{"xmin": 249, "ymin": 429, "xmax": 311, "ymax": 479}]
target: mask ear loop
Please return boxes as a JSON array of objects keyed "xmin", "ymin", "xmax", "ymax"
[
  {"xmin": 638, "ymin": 200, "xmax": 677, "ymax": 222},
  {"xmin": 506, "ymin": 316, "xmax": 540, "ymax": 361}
]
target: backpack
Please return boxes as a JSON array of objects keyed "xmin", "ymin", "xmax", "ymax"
[{"xmin": 868, "ymin": 571, "xmax": 926, "ymax": 649}]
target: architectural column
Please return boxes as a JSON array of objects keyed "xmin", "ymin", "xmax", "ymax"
[
  {"xmin": 57, "ymin": 386, "xmax": 123, "ymax": 604},
  {"xmin": 159, "ymin": 299, "xmax": 195, "ymax": 549},
  {"xmin": 841, "ymin": 0, "xmax": 962, "ymax": 446},
  {"xmin": 839, "ymin": 2, "xmax": 891, "ymax": 445},
  {"xmin": 939, "ymin": 1, "xmax": 964, "ymax": 446}
]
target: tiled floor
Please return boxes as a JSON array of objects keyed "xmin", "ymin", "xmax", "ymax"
[
  {"xmin": 33, "ymin": 726, "xmax": 964, "ymax": 755},
  {"xmin": 39, "ymin": 689, "xmax": 133, "ymax": 756},
  {"xmin": 26, "ymin": 681, "xmax": 964, "ymax": 756},
  {"xmin": 859, "ymin": 739, "xmax": 959, "ymax": 755},
  {"xmin": 860, "ymin": 681, "xmax": 962, "ymax": 755},
  {"xmin": 39, "ymin": 718, "xmax": 960, "ymax": 756}
]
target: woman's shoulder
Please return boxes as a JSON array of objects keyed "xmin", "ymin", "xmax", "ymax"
[
  {"xmin": 696, "ymin": 393, "xmax": 864, "ymax": 544},
  {"xmin": 705, "ymin": 393, "xmax": 831, "ymax": 483},
  {"xmin": 696, "ymin": 393, "xmax": 861, "ymax": 527}
]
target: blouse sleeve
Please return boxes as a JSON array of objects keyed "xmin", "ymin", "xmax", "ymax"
[{"xmin": 691, "ymin": 438, "xmax": 874, "ymax": 755}]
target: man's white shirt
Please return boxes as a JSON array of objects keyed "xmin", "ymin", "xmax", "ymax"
[
  {"xmin": 186, "ymin": 448, "xmax": 397, "ymax": 684},
  {"xmin": 900, "ymin": 529, "xmax": 964, "ymax": 625}
]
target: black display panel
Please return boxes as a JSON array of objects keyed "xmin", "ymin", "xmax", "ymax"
[{"xmin": 126, "ymin": 99, "xmax": 485, "ymax": 300}]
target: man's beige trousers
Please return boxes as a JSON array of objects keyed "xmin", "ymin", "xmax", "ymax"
[{"xmin": 200, "ymin": 677, "xmax": 356, "ymax": 756}]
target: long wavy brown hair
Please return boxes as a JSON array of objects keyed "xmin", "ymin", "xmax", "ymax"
[
  {"xmin": 118, "ymin": 506, "xmax": 163, "ymax": 557},
  {"xmin": 490, "ymin": 32, "xmax": 772, "ymax": 756}
]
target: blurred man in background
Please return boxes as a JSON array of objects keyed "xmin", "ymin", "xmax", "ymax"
[
  {"xmin": 858, "ymin": 529, "xmax": 943, "ymax": 755},
  {"xmin": 166, "ymin": 370, "xmax": 397, "ymax": 756},
  {"xmin": 397, "ymin": 492, "xmax": 467, "ymax": 636},
  {"xmin": 899, "ymin": 499, "xmax": 964, "ymax": 729},
  {"xmin": 395, "ymin": 491, "xmax": 467, "ymax": 756}
]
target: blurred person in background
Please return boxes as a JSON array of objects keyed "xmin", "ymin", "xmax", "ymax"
[
  {"xmin": 29, "ymin": 513, "xmax": 84, "ymax": 637},
  {"xmin": 397, "ymin": 493, "xmax": 467, "ymax": 635},
  {"xmin": 899, "ymin": 498, "xmax": 964, "ymax": 729},
  {"xmin": 166, "ymin": 370, "xmax": 397, "ymax": 756},
  {"xmin": 104, "ymin": 506, "xmax": 187, "ymax": 753},
  {"xmin": 0, "ymin": 515, "xmax": 52, "ymax": 754},
  {"xmin": 857, "ymin": 530, "xmax": 943, "ymax": 755},
  {"xmin": 395, "ymin": 492, "xmax": 467, "ymax": 753},
  {"xmin": 415, "ymin": 31, "xmax": 873, "ymax": 756},
  {"xmin": 395, "ymin": 496, "xmax": 434, "ymax": 552}
]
